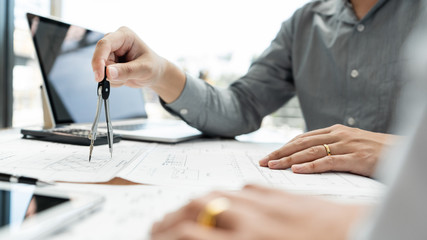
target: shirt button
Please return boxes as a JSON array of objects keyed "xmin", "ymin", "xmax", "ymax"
[
  {"xmin": 351, "ymin": 69, "xmax": 359, "ymax": 78},
  {"xmin": 357, "ymin": 24, "xmax": 365, "ymax": 32},
  {"xmin": 180, "ymin": 108, "xmax": 189, "ymax": 115},
  {"xmin": 347, "ymin": 117, "xmax": 356, "ymax": 126}
]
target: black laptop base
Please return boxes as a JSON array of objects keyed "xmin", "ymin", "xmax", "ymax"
[{"xmin": 21, "ymin": 128, "xmax": 121, "ymax": 146}]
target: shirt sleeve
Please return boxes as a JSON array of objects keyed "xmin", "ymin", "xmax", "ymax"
[{"xmin": 163, "ymin": 17, "xmax": 298, "ymax": 137}]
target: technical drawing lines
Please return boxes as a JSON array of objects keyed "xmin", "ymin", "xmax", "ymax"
[{"xmin": 45, "ymin": 153, "xmax": 113, "ymax": 172}]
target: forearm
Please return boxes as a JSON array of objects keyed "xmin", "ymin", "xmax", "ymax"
[{"xmin": 162, "ymin": 74, "xmax": 263, "ymax": 137}]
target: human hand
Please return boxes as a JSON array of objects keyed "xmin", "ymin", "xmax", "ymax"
[
  {"xmin": 259, "ymin": 124, "xmax": 397, "ymax": 177},
  {"xmin": 151, "ymin": 184, "xmax": 367, "ymax": 240},
  {"xmin": 92, "ymin": 27, "xmax": 185, "ymax": 103}
]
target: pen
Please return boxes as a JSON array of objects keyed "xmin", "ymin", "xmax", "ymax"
[{"xmin": 0, "ymin": 172, "xmax": 54, "ymax": 186}]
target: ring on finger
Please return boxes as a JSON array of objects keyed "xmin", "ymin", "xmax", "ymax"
[
  {"xmin": 323, "ymin": 144, "xmax": 332, "ymax": 156},
  {"xmin": 197, "ymin": 197, "xmax": 230, "ymax": 227}
]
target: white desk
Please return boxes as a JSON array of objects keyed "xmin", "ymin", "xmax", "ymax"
[{"xmin": 0, "ymin": 128, "xmax": 384, "ymax": 239}]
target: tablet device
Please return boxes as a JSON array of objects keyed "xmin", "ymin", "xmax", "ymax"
[{"xmin": 0, "ymin": 182, "xmax": 104, "ymax": 239}]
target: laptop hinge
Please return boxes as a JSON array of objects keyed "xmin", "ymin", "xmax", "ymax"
[{"xmin": 40, "ymin": 85, "xmax": 55, "ymax": 129}]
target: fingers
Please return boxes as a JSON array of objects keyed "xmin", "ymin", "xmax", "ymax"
[
  {"xmin": 267, "ymin": 144, "xmax": 338, "ymax": 169},
  {"xmin": 152, "ymin": 189, "xmax": 266, "ymax": 237},
  {"xmin": 91, "ymin": 26, "xmax": 138, "ymax": 82},
  {"xmin": 259, "ymin": 134, "xmax": 338, "ymax": 167},
  {"xmin": 287, "ymin": 126, "xmax": 333, "ymax": 143},
  {"xmin": 242, "ymin": 184, "xmax": 274, "ymax": 193},
  {"xmin": 106, "ymin": 59, "xmax": 151, "ymax": 84},
  {"xmin": 242, "ymin": 184, "xmax": 291, "ymax": 198},
  {"xmin": 291, "ymin": 154, "xmax": 354, "ymax": 174},
  {"xmin": 152, "ymin": 194, "xmax": 215, "ymax": 234},
  {"xmin": 151, "ymin": 221, "xmax": 230, "ymax": 240},
  {"xmin": 152, "ymin": 191, "xmax": 234, "ymax": 234}
]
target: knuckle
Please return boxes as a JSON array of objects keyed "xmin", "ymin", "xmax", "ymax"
[
  {"xmin": 294, "ymin": 138, "xmax": 309, "ymax": 149},
  {"xmin": 307, "ymin": 161, "xmax": 317, "ymax": 171},
  {"xmin": 119, "ymin": 26, "xmax": 136, "ymax": 41},
  {"xmin": 186, "ymin": 198, "xmax": 204, "ymax": 214},
  {"xmin": 276, "ymin": 156, "xmax": 292, "ymax": 168},
  {"xmin": 333, "ymin": 129, "xmax": 350, "ymax": 139},
  {"xmin": 118, "ymin": 26, "xmax": 130, "ymax": 32},
  {"xmin": 96, "ymin": 38, "xmax": 109, "ymax": 48},
  {"xmin": 285, "ymin": 155, "xmax": 294, "ymax": 165},
  {"xmin": 95, "ymin": 39, "xmax": 111, "ymax": 55},
  {"xmin": 123, "ymin": 64, "xmax": 133, "ymax": 74},
  {"xmin": 324, "ymin": 156, "xmax": 335, "ymax": 168},
  {"xmin": 268, "ymin": 151, "xmax": 280, "ymax": 160},
  {"xmin": 355, "ymin": 150, "xmax": 371, "ymax": 160},
  {"xmin": 291, "ymin": 133, "xmax": 305, "ymax": 141},
  {"xmin": 308, "ymin": 146, "xmax": 320, "ymax": 156}
]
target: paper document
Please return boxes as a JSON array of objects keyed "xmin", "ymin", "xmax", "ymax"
[
  {"xmin": 0, "ymin": 135, "xmax": 384, "ymax": 202},
  {"xmin": 46, "ymin": 184, "xmax": 209, "ymax": 240},
  {"xmin": 0, "ymin": 137, "xmax": 153, "ymax": 182},
  {"xmin": 119, "ymin": 139, "xmax": 384, "ymax": 201}
]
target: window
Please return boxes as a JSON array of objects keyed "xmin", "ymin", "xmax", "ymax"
[
  {"xmin": 0, "ymin": 0, "xmax": 14, "ymax": 128},
  {"xmin": 12, "ymin": 0, "xmax": 308, "ymax": 129},
  {"xmin": 13, "ymin": 0, "xmax": 50, "ymax": 127}
]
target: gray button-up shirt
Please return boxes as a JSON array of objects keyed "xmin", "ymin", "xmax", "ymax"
[
  {"xmin": 353, "ymin": 8, "xmax": 427, "ymax": 239},
  {"xmin": 164, "ymin": 0, "xmax": 424, "ymax": 137}
]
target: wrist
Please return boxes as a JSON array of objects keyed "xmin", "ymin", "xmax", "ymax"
[{"xmin": 150, "ymin": 58, "xmax": 186, "ymax": 103}]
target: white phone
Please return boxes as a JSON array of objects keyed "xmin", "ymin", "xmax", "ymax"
[{"xmin": 0, "ymin": 182, "xmax": 104, "ymax": 239}]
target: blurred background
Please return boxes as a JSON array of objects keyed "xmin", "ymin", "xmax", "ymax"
[{"xmin": 6, "ymin": 0, "xmax": 309, "ymax": 133}]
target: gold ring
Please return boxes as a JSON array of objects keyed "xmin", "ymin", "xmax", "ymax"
[
  {"xmin": 197, "ymin": 197, "xmax": 230, "ymax": 227},
  {"xmin": 323, "ymin": 144, "xmax": 332, "ymax": 156}
]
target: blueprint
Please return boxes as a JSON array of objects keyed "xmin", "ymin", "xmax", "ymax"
[{"xmin": 0, "ymin": 133, "xmax": 384, "ymax": 202}]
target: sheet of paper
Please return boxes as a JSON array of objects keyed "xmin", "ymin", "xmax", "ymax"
[
  {"xmin": 46, "ymin": 183, "xmax": 209, "ymax": 240},
  {"xmin": 1, "ymin": 131, "xmax": 384, "ymax": 202},
  {"xmin": 118, "ymin": 139, "xmax": 384, "ymax": 202},
  {"xmin": 47, "ymin": 180, "xmax": 381, "ymax": 240},
  {"xmin": 0, "ymin": 136, "xmax": 153, "ymax": 182},
  {"xmin": 118, "ymin": 139, "xmax": 279, "ymax": 188}
]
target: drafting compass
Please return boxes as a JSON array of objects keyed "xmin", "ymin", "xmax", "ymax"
[{"xmin": 88, "ymin": 67, "xmax": 113, "ymax": 161}]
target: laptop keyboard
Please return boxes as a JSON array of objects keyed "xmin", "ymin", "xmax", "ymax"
[
  {"xmin": 50, "ymin": 128, "xmax": 94, "ymax": 137},
  {"xmin": 113, "ymin": 123, "xmax": 147, "ymax": 131},
  {"xmin": 21, "ymin": 127, "xmax": 119, "ymax": 146}
]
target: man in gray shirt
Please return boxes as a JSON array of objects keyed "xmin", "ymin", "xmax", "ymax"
[
  {"xmin": 91, "ymin": 0, "xmax": 423, "ymax": 176},
  {"xmin": 151, "ymin": 3, "xmax": 427, "ymax": 239}
]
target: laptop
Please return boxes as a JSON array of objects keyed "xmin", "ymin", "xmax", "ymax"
[{"xmin": 25, "ymin": 13, "xmax": 202, "ymax": 143}]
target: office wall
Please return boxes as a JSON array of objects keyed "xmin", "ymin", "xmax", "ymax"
[{"xmin": 0, "ymin": 0, "xmax": 14, "ymax": 128}]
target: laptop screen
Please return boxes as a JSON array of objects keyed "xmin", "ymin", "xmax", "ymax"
[{"xmin": 27, "ymin": 13, "xmax": 147, "ymax": 124}]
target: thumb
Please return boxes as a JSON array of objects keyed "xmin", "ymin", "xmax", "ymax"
[{"xmin": 106, "ymin": 61, "xmax": 142, "ymax": 81}]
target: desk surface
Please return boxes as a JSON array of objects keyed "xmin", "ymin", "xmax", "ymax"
[{"xmin": 0, "ymin": 127, "xmax": 383, "ymax": 239}]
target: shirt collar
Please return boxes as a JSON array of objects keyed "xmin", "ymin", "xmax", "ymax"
[{"xmin": 312, "ymin": 0, "xmax": 389, "ymax": 24}]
